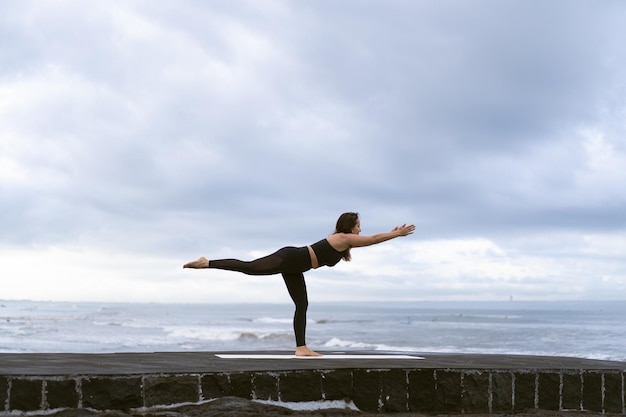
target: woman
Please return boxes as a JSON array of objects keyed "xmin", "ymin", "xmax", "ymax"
[{"xmin": 183, "ymin": 212, "xmax": 415, "ymax": 356}]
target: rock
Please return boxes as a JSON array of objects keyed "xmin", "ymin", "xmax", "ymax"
[
  {"xmin": 162, "ymin": 397, "xmax": 362, "ymax": 417},
  {"xmin": 45, "ymin": 397, "xmax": 362, "ymax": 417},
  {"xmin": 37, "ymin": 397, "xmax": 626, "ymax": 417}
]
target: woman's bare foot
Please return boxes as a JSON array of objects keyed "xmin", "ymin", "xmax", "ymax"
[
  {"xmin": 295, "ymin": 345, "xmax": 323, "ymax": 357},
  {"xmin": 183, "ymin": 257, "xmax": 209, "ymax": 269}
]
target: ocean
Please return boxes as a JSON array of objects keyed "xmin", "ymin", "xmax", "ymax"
[{"xmin": 0, "ymin": 300, "xmax": 624, "ymax": 362}]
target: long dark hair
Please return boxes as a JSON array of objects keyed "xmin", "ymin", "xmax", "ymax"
[{"xmin": 333, "ymin": 212, "xmax": 359, "ymax": 261}]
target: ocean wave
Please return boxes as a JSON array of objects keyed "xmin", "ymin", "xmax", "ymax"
[
  {"xmin": 164, "ymin": 326, "xmax": 291, "ymax": 342},
  {"xmin": 92, "ymin": 320, "xmax": 124, "ymax": 327},
  {"xmin": 164, "ymin": 326, "xmax": 242, "ymax": 341},
  {"xmin": 252, "ymin": 316, "xmax": 322, "ymax": 325},
  {"xmin": 252, "ymin": 317, "xmax": 292, "ymax": 324},
  {"xmin": 323, "ymin": 337, "xmax": 420, "ymax": 352},
  {"xmin": 92, "ymin": 318, "xmax": 166, "ymax": 329}
]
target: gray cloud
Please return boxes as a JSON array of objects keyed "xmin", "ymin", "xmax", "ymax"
[{"xmin": 1, "ymin": 0, "xmax": 625, "ymax": 301}]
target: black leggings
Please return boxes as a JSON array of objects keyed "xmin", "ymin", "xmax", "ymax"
[{"xmin": 209, "ymin": 246, "xmax": 312, "ymax": 347}]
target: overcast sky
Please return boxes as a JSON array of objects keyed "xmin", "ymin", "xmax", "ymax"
[{"xmin": 1, "ymin": 0, "xmax": 625, "ymax": 304}]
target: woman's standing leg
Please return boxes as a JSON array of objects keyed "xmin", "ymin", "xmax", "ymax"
[
  {"xmin": 281, "ymin": 273, "xmax": 322, "ymax": 356},
  {"xmin": 281, "ymin": 272, "xmax": 308, "ymax": 346}
]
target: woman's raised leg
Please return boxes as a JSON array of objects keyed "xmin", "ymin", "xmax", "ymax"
[{"xmin": 183, "ymin": 252, "xmax": 283, "ymax": 275}]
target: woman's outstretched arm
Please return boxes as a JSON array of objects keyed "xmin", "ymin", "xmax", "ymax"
[{"xmin": 328, "ymin": 224, "xmax": 415, "ymax": 251}]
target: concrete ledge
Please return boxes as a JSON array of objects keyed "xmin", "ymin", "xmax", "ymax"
[{"xmin": 1, "ymin": 351, "xmax": 625, "ymax": 414}]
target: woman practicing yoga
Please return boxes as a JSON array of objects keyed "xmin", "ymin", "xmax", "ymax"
[{"xmin": 183, "ymin": 212, "xmax": 415, "ymax": 356}]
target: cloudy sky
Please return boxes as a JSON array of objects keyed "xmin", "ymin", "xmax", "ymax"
[{"xmin": 1, "ymin": 0, "xmax": 625, "ymax": 304}]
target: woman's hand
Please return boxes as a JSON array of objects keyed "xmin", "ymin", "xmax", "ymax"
[{"xmin": 393, "ymin": 224, "xmax": 416, "ymax": 236}]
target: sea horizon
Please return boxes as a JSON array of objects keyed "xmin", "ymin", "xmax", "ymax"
[{"xmin": 1, "ymin": 299, "xmax": 624, "ymax": 362}]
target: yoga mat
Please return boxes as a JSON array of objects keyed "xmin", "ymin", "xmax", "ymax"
[{"xmin": 216, "ymin": 354, "xmax": 424, "ymax": 360}]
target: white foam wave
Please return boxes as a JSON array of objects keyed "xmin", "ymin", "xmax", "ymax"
[
  {"xmin": 92, "ymin": 320, "xmax": 123, "ymax": 327},
  {"xmin": 253, "ymin": 317, "xmax": 319, "ymax": 325},
  {"xmin": 252, "ymin": 317, "xmax": 292, "ymax": 324},
  {"xmin": 323, "ymin": 337, "xmax": 420, "ymax": 352},
  {"xmin": 164, "ymin": 326, "xmax": 242, "ymax": 341},
  {"xmin": 92, "ymin": 318, "xmax": 162, "ymax": 329},
  {"xmin": 164, "ymin": 326, "xmax": 290, "ymax": 342}
]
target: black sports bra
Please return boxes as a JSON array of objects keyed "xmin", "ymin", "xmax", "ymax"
[{"xmin": 310, "ymin": 238, "xmax": 344, "ymax": 267}]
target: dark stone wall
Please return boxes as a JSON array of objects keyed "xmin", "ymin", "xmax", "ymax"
[
  {"xmin": 9, "ymin": 378, "xmax": 43, "ymax": 411},
  {"xmin": 562, "ymin": 371, "xmax": 582, "ymax": 410},
  {"xmin": 46, "ymin": 379, "xmax": 78, "ymax": 409},
  {"xmin": 605, "ymin": 372, "xmax": 624, "ymax": 414},
  {"xmin": 144, "ymin": 375, "xmax": 200, "ymax": 407},
  {"xmin": 2, "ymin": 369, "xmax": 624, "ymax": 414},
  {"xmin": 462, "ymin": 371, "xmax": 489, "ymax": 413},
  {"xmin": 82, "ymin": 376, "xmax": 143, "ymax": 410},
  {"xmin": 491, "ymin": 371, "xmax": 513, "ymax": 411}
]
